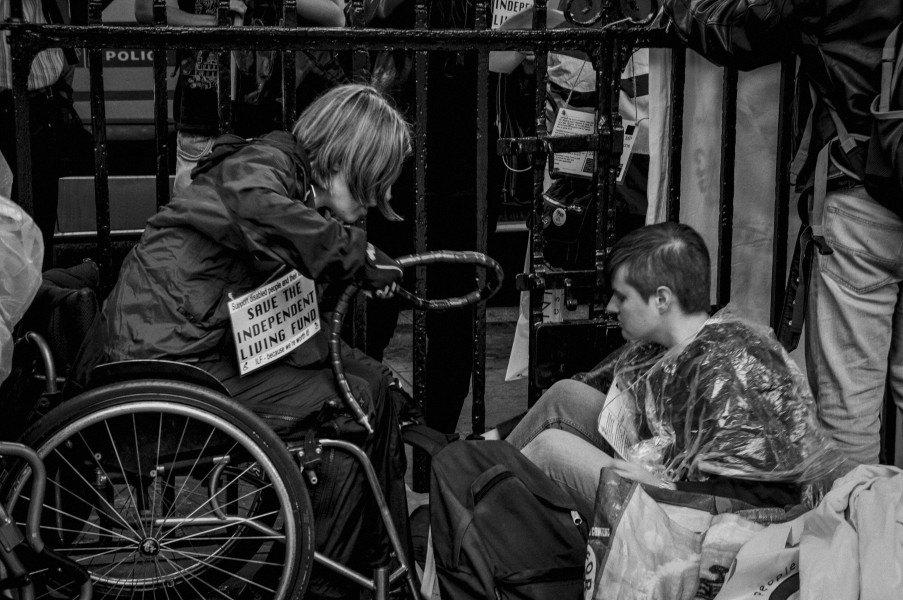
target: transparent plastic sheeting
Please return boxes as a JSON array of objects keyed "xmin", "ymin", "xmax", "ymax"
[
  {"xmin": 609, "ymin": 306, "xmax": 847, "ymax": 484},
  {"xmin": 0, "ymin": 196, "xmax": 43, "ymax": 386}
]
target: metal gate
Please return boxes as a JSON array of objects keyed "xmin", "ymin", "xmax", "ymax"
[{"xmin": 4, "ymin": 0, "xmax": 894, "ymax": 464}]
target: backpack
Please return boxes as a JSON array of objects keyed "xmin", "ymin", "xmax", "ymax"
[
  {"xmin": 429, "ymin": 440, "xmax": 588, "ymax": 600},
  {"xmin": 814, "ymin": 23, "xmax": 903, "ymax": 225},
  {"xmin": 864, "ymin": 23, "xmax": 903, "ymax": 208}
]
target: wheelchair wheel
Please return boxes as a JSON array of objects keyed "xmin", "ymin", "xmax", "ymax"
[{"xmin": 1, "ymin": 379, "xmax": 314, "ymax": 600}]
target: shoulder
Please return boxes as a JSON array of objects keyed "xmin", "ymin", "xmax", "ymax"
[{"xmin": 691, "ymin": 319, "xmax": 791, "ymax": 379}]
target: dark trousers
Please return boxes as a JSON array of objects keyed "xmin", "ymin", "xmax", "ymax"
[
  {"xmin": 0, "ymin": 88, "xmax": 63, "ymax": 269},
  {"xmin": 200, "ymin": 344, "xmax": 409, "ymax": 600}
]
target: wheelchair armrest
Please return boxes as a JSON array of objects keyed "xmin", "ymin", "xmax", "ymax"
[{"xmin": 87, "ymin": 359, "xmax": 232, "ymax": 397}]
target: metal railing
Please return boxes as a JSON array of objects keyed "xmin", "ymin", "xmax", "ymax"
[{"xmin": 3, "ymin": 0, "xmax": 814, "ymax": 455}]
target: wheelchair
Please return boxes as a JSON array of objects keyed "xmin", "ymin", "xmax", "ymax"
[{"xmin": 0, "ymin": 251, "xmax": 503, "ymax": 600}]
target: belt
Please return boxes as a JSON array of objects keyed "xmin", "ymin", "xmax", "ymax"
[{"xmin": 0, "ymin": 86, "xmax": 55, "ymax": 103}]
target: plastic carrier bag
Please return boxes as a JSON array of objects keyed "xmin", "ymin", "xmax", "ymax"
[
  {"xmin": 607, "ymin": 306, "xmax": 846, "ymax": 485},
  {"xmin": 0, "ymin": 196, "xmax": 44, "ymax": 386}
]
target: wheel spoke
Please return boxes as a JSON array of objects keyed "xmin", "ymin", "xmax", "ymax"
[
  {"xmin": 103, "ymin": 420, "xmax": 147, "ymax": 539},
  {"xmin": 21, "ymin": 493, "xmax": 139, "ymax": 546},
  {"xmin": 161, "ymin": 478, "xmax": 272, "ymax": 529},
  {"xmin": 156, "ymin": 423, "xmax": 218, "ymax": 530},
  {"xmin": 156, "ymin": 460, "xmax": 258, "ymax": 544},
  {"xmin": 159, "ymin": 509, "xmax": 282, "ymax": 546},
  {"xmin": 163, "ymin": 545, "xmax": 277, "ymax": 594},
  {"xmin": 157, "ymin": 552, "xmax": 225, "ymax": 600},
  {"xmin": 171, "ymin": 547, "xmax": 285, "ymax": 568},
  {"xmin": 40, "ymin": 453, "xmax": 142, "ymax": 542}
]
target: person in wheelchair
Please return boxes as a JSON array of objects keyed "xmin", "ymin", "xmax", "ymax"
[
  {"xmin": 486, "ymin": 222, "xmax": 849, "ymax": 515},
  {"xmin": 70, "ymin": 83, "xmax": 412, "ymax": 599}
]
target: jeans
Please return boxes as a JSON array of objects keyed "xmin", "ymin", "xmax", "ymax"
[
  {"xmin": 506, "ymin": 379, "xmax": 614, "ymax": 514},
  {"xmin": 521, "ymin": 429, "xmax": 614, "ymax": 516},
  {"xmin": 173, "ymin": 131, "xmax": 215, "ymax": 197},
  {"xmin": 506, "ymin": 378, "xmax": 610, "ymax": 450},
  {"xmin": 807, "ymin": 186, "xmax": 903, "ymax": 466}
]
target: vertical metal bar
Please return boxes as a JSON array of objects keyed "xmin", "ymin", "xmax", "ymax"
[
  {"xmin": 770, "ymin": 56, "xmax": 796, "ymax": 328},
  {"xmin": 411, "ymin": 0, "xmax": 430, "ymax": 492},
  {"xmin": 716, "ymin": 66, "xmax": 738, "ymax": 307},
  {"xmin": 350, "ymin": 0, "xmax": 368, "ymax": 351},
  {"xmin": 592, "ymin": 39, "xmax": 619, "ymax": 318},
  {"xmin": 282, "ymin": 0, "xmax": 297, "ymax": 130},
  {"xmin": 349, "ymin": 0, "xmax": 369, "ymax": 79},
  {"xmin": 666, "ymin": 49, "xmax": 685, "ymax": 222},
  {"xmin": 217, "ymin": 0, "xmax": 233, "ymax": 134},
  {"xmin": 471, "ymin": 0, "xmax": 490, "ymax": 435},
  {"xmin": 88, "ymin": 0, "xmax": 113, "ymax": 291},
  {"xmin": 352, "ymin": 0, "xmax": 371, "ymax": 350},
  {"xmin": 9, "ymin": 38, "xmax": 35, "ymax": 218},
  {"xmin": 152, "ymin": 0, "xmax": 170, "ymax": 209},
  {"xmin": 527, "ymin": 0, "xmax": 550, "ymax": 407}
]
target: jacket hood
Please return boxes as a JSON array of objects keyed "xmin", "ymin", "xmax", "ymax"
[{"xmin": 191, "ymin": 131, "xmax": 311, "ymax": 194}]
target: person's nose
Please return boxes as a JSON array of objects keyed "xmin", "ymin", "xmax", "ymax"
[{"xmin": 606, "ymin": 298, "xmax": 618, "ymax": 314}]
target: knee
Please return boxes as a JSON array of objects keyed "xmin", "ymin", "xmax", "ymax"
[{"xmin": 534, "ymin": 378, "xmax": 596, "ymax": 415}]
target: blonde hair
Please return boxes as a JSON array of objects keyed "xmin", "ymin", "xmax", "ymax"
[{"xmin": 292, "ymin": 84, "xmax": 411, "ymax": 221}]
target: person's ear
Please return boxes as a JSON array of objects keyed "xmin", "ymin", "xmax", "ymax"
[{"xmin": 654, "ymin": 286, "xmax": 673, "ymax": 313}]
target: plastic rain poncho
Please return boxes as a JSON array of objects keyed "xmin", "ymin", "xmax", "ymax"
[
  {"xmin": 608, "ymin": 306, "xmax": 846, "ymax": 485},
  {"xmin": 0, "ymin": 195, "xmax": 43, "ymax": 386}
]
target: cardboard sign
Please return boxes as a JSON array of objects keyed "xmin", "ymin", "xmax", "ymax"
[
  {"xmin": 228, "ymin": 270, "xmax": 320, "ymax": 376},
  {"xmin": 491, "ymin": 0, "xmax": 534, "ymax": 29},
  {"xmin": 550, "ymin": 107, "xmax": 596, "ymax": 178}
]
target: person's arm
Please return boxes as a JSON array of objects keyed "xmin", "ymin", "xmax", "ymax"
[
  {"xmin": 185, "ymin": 142, "xmax": 368, "ymax": 282},
  {"xmin": 660, "ymin": 0, "xmax": 805, "ymax": 70},
  {"xmin": 296, "ymin": 0, "xmax": 346, "ymax": 27},
  {"xmin": 135, "ymin": 0, "xmax": 246, "ymax": 26}
]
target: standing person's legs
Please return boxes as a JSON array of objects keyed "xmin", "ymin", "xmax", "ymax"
[
  {"xmin": 806, "ymin": 187, "xmax": 903, "ymax": 466},
  {"xmin": 172, "ymin": 131, "xmax": 215, "ymax": 197},
  {"xmin": 888, "ymin": 288, "xmax": 903, "ymax": 466},
  {"xmin": 423, "ymin": 191, "xmax": 477, "ymax": 434},
  {"xmin": 505, "ymin": 379, "xmax": 609, "ymax": 451}
]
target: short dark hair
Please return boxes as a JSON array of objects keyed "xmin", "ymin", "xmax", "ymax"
[{"xmin": 606, "ymin": 222, "xmax": 711, "ymax": 313}]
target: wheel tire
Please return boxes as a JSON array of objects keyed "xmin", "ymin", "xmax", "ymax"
[{"xmin": 1, "ymin": 379, "xmax": 315, "ymax": 600}]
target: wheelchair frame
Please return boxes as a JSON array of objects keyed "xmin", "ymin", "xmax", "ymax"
[
  {"xmin": 1, "ymin": 251, "xmax": 503, "ymax": 600},
  {"xmin": 2, "ymin": 343, "xmax": 419, "ymax": 600}
]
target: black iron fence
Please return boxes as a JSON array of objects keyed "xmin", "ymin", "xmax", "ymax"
[{"xmin": 3, "ymin": 0, "xmax": 806, "ymax": 446}]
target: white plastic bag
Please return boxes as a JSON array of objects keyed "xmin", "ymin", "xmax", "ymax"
[{"xmin": 0, "ymin": 195, "xmax": 43, "ymax": 386}]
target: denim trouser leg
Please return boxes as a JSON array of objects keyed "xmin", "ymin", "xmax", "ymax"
[
  {"xmin": 521, "ymin": 429, "xmax": 614, "ymax": 516},
  {"xmin": 505, "ymin": 379, "xmax": 608, "ymax": 450},
  {"xmin": 806, "ymin": 186, "xmax": 903, "ymax": 466}
]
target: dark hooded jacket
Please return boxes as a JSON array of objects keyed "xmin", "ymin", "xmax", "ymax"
[
  {"xmin": 661, "ymin": 0, "xmax": 902, "ymax": 203},
  {"xmin": 79, "ymin": 131, "xmax": 368, "ymax": 377}
]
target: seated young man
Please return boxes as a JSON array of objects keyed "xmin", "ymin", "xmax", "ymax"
[
  {"xmin": 487, "ymin": 222, "xmax": 846, "ymax": 514},
  {"xmin": 71, "ymin": 84, "xmax": 411, "ymax": 600}
]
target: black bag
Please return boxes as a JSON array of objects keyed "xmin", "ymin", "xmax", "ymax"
[
  {"xmin": 429, "ymin": 440, "xmax": 588, "ymax": 600},
  {"xmin": 817, "ymin": 23, "xmax": 903, "ymax": 219},
  {"xmin": 864, "ymin": 23, "xmax": 903, "ymax": 210}
]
